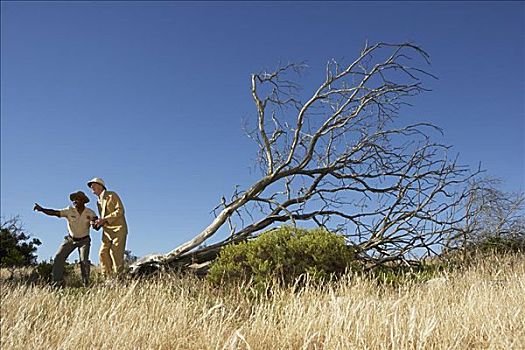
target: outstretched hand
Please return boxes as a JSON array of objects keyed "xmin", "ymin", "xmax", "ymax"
[{"xmin": 33, "ymin": 203, "xmax": 43, "ymax": 212}]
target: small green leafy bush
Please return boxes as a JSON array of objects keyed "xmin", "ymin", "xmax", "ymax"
[
  {"xmin": 1, "ymin": 218, "xmax": 41, "ymax": 269},
  {"xmin": 33, "ymin": 260, "xmax": 77, "ymax": 284},
  {"xmin": 34, "ymin": 260, "xmax": 54, "ymax": 282},
  {"xmin": 468, "ymin": 235, "xmax": 525, "ymax": 254},
  {"xmin": 207, "ymin": 226, "xmax": 357, "ymax": 290},
  {"xmin": 368, "ymin": 262, "xmax": 449, "ymax": 287}
]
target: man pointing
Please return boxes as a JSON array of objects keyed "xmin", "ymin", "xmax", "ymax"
[
  {"xmin": 34, "ymin": 191, "xmax": 97, "ymax": 287},
  {"xmin": 87, "ymin": 177, "xmax": 129, "ymax": 277}
]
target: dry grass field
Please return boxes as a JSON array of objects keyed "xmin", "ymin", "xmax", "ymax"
[{"xmin": 1, "ymin": 254, "xmax": 524, "ymax": 350}]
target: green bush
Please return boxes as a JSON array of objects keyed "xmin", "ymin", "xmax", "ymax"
[
  {"xmin": 367, "ymin": 262, "xmax": 449, "ymax": 287},
  {"xmin": 468, "ymin": 235, "xmax": 525, "ymax": 254},
  {"xmin": 207, "ymin": 226, "xmax": 357, "ymax": 290},
  {"xmin": 33, "ymin": 260, "xmax": 79, "ymax": 285},
  {"xmin": 1, "ymin": 218, "xmax": 41, "ymax": 269},
  {"xmin": 34, "ymin": 260, "xmax": 54, "ymax": 282}
]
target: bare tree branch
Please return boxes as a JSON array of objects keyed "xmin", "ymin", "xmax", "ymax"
[{"xmin": 131, "ymin": 42, "xmax": 480, "ymax": 274}]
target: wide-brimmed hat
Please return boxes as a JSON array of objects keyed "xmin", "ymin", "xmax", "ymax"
[
  {"xmin": 87, "ymin": 177, "xmax": 106, "ymax": 189},
  {"xmin": 70, "ymin": 191, "xmax": 90, "ymax": 204}
]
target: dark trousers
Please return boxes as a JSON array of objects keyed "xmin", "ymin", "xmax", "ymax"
[{"xmin": 53, "ymin": 235, "xmax": 91, "ymax": 286}]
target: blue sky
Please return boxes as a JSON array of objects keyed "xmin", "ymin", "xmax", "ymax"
[{"xmin": 1, "ymin": 1, "xmax": 524, "ymax": 263}]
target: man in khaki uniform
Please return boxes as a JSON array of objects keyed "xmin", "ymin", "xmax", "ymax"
[
  {"xmin": 87, "ymin": 177, "xmax": 128, "ymax": 276},
  {"xmin": 34, "ymin": 191, "xmax": 97, "ymax": 286}
]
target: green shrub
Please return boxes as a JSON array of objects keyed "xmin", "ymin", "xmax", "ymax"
[
  {"xmin": 367, "ymin": 262, "xmax": 449, "ymax": 287},
  {"xmin": 34, "ymin": 260, "xmax": 54, "ymax": 282},
  {"xmin": 1, "ymin": 218, "xmax": 41, "ymax": 269},
  {"xmin": 468, "ymin": 235, "xmax": 525, "ymax": 254},
  {"xmin": 33, "ymin": 260, "xmax": 78, "ymax": 285},
  {"xmin": 207, "ymin": 226, "xmax": 357, "ymax": 290}
]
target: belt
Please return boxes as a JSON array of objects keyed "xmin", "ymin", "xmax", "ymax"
[{"xmin": 70, "ymin": 235, "xmax": 89, "ymax": 242}]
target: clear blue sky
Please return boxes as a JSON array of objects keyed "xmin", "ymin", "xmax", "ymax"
[{"xmin": 1, "ymin": 1, "xmax": 524, "ymax": 263}]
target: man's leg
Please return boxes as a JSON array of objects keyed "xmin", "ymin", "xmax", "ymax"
[
  {"xmin": 109, "ymin": 231, "xmax": 127, "ymax": 275},
  {"xmin": 52, "ymin": 236, "xmax": 75, "ymax": 285},
  {"xmin": 99, "ymin": 232, "xmax": 114, "ymax": 277},
  {"xmin": 77, "ymin": 237, "xmax": 91, "ymax": 286}
]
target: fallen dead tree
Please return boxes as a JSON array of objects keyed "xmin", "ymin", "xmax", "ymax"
[
  {"xmin": 130, "ymin": 237, "xmax": 246, "ymax": 276},
  {"xmin": 130, "ymin": 42, "xmax": 478, "ymax": 276}
]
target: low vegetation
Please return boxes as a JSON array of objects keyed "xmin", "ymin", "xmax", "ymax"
[
  {"xmin": 2, "ymin": 217, "xmax": 523, "ymax": 349},
  {"xmin": 207, "ymin": 226, "xmax": 357, "ymax": 291}
]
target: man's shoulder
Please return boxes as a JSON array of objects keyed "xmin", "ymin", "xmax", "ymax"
[
  {"xmin": 58, "ymin": 206, "xmax": 74, "ymax": 218},
  {"xmin": 60, "ymin": 206, "xmax": 74, "ymax": 214},
  {"xmin": 106, "ymin": 191, "xmax": 122, "ymax": 200}
]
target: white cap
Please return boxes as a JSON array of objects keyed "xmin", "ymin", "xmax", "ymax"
[{"xmin": 87, "ymin": 177, "xmax": 106, "ymax": 189}]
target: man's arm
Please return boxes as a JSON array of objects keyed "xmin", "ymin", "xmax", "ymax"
[{"xmin": 33, "ymin": 203, "xmax": 61, "ymax": 217}]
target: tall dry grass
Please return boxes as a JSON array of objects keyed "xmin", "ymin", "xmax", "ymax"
[{"xmin": 1, "ymin": 254, "xmax": 524, "ymax": 350}]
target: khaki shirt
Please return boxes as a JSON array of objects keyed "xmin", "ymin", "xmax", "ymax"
[
  {"xmin": 59, "ymin": 206, "xmax": 97, "ymax": 238},
  {"xmin": 97, "ymin": 190, "xmax": 128, "ymax": 235}
]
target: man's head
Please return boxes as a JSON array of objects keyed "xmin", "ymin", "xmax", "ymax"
[
  {"xmin": 70, "ymin": 191, "xmax": 90, "ymax": 208},
  {"xmin": 87, "ymin": 177, "xmax": 106, "ymax": 196}
]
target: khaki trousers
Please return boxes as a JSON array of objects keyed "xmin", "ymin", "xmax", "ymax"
[
  {"xmin": 99, "ymin": 230, "xmax": 127, "ymax": 276},
  {"xmin": 53, "ymin": 235, "xmax": 91, "ymax": 286}
]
